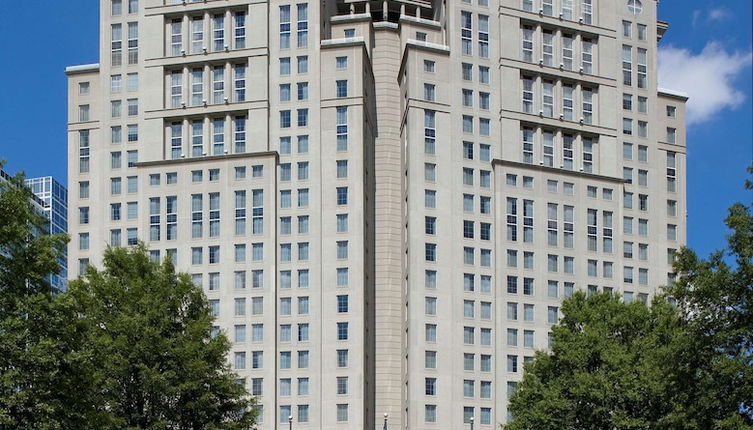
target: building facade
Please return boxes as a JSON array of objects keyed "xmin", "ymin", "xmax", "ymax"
[
  {"xmin": 67, "ymin": 0, "xmax": 686, "ymax": 428},
  {"xmin": 26, "ymin": 176, "xmax": 69, "ymax": 291}
]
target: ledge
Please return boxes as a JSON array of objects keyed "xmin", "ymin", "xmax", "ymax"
[
  {"xmin": 492, "ymin": 159, "xmax": 626, "ymax": 184},
  {"xmin": 65, "ymin": 64, "xmax": 100, "ymax": 75},
  {"xmin": 399, "ymin": 15, "xmax": 441, "ymax": 29},
  {"xmin": 658, "ymin": 88, "xmax": 689, "ymax": 101},
  {"xmin": 136, "ymin": 151, "xmax": 278, "ymax": 168},
  {"xmin": 331, "ymin": 13, "xmax": 372, "ymax": 24},
  {"xmin": 321, "ymin": 37, "xmax": 366, "ymax": 48}
]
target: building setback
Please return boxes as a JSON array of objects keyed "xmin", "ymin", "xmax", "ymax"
[{"xmin": 67, "ymin": 0, "xmax": 687, "ymax": 428}]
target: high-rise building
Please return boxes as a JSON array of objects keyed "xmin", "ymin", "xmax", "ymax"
[
  {"xmin": 2, "ymin": 169, "xmax": 67, "ymax": 289},
  {"xmin": 66, "ymin": 0, "xmax": 687, "ymax": 428},
  {"xmin": 25, "ymin": 176, "xmax": 69, "ymax": 291}
]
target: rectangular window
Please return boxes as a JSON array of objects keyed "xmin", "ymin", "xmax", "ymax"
[
  {"xmin": 234, "ymin": 12, "xmax": 246, "ymax": 49},
  {"xmin": 279, "ymin": 6, "xmax": 291, "ymax": 48},
  {"xmin": 637, "ymin": 48, "xmax": 647, "ymax": 88},
  {"xmin": 297, "ymin": 3, "xmax": 308, "ymax": 47},
  {"xmin": 212, "ymin": 14, "xmax": 225, "ymax": 52},
  {"xmin": 623, "ymin": 45, "xmax": 632, "ymax": 85},
  {"xmin": 111, "ymin": 24, "xmax": 122, "ymax": 66},
  {"xmin": 522, "ymin": 25, "xmax": 533, "ymax": 62},
  {"xmin": 461, "ymin": 11, "xmax": 472, "ymax": 55},
  {"xmin": 478, "ymin": 15, "xmax": 489, "ymax": 58},
  {"xmin": 127, "ymin": 22, "xmax": 138, "ymax": 64}
]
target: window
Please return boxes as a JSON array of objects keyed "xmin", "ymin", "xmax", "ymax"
[
  {"xmin": 638, "ymin": 169, "xmax": 648, "ymax": 186},
  {"xmin": 628, "ymin": 0, "xmax": 643, "ymax": 14},
  {"xmin": 548, "ymin": 306, "xmax": 558, "ymax": 324},
  {"xmin": 667, "ymin": 127, "xmax": 677, "ymax": 144},
  {"xmin": 521, "ymin": 24, "xmax": 534, "ymax": 62},
  {"xmin": 336, "ymin": 106, "xmax": 349, "ymax": 151},
  {"xmin": 126, "ymin": 228, "xmax": 137, "ymax": 246},
  {"xmin": 581, "ymin": 37, "xmax": 594, "ymax": 74},
  {"xmin": 78, "ymin": 103, "xmax": 92, "ymax": 122},
  {"xmin": 127, "ymin": 22, "xmax": 138, "ymax": 64},
  {"xmin": 279, "ymin": 111, "xmax": 294, "ymax": 130},
  {"xmin": 212, "ymin": 14, "xmax": 225, "ymax": 52},
  {"xmin": 478, "ymin": 14, "xmax": 489, "ymax": 57},
  {"xmin": 667, "ymin": 224, "xmax": 677, "ymax": 241},
  {"xmin": 280, "ymin": 57, "xmax": 291, "ymax": 75},
  {"xmin": 637, "ymin": 48, "xmax": 647, "ymax": 88},
  {"xmin": 297, "ymin": 109, "xmax": 308, "ymax": 127},
  {"xmin": 482, "ymin": 65, "xmax": 492, "ymax": 82},
  {"xmin": 297, "ymin": 55, "xmax": 308, "ymax": 73},
  {"xmin": 336, "ymin": 56, "xmax": 348, "ymax": 69},
  {"xmin": 211, "ymin": 66, "xmax": 224, "ymax": 104},
  {"xmin": 540, "ymin": 130, "xmax": 554, "ymax": 166},
  {"xmin": 337, "ymin": 322, "xmax": 349, "ymax": 340},
  {"xmin": 582, "ymin": 87, "xmax": 594, "ymax": 124},
  {"xmin": 424, "ymin": 83, "xmax": 436, "ymax": 101},
  {"xmin": 111, "ymin": 24, "xmax": 122, "ymax": 66},
  {"xmin": 424, "ymin": 163, "xmax": 436, "ymax": 181},
  {"xmin": 521, "ymin": 76, "xmax": 534, "ymax": 114},
  {"xmin": 297, "ymin": 3, "xmax": 308, "ymax": 48},
  {"xmin": 336, "ymin": 404, "xmax": 348, "ymax": 422},
  {"xmin": 542, "ymin": 29, "xmax": 554, "ymax": 66},
  {"xmin": 461, "ymin": 11, "xmax": 472, "ymax": 55},
  {"xmin": 297, "ymin": 82, "xmax": 308, "ymax": 100},
  {"xmin": 541, "ymin": 80, "xmax": 555, "ymax": 118},
  {"xmin": 111, "ymin": 75, "xmax": 123, "ymax": 93},
  {"xmin": 638, "ymin": 23, "xmax": 647, "ymax": 40},
  {"xmin": 638, "ymin": 96, "xmax": 648, "ymax": 113},
  {"xmin": 623, "ymin": 20, "xmax": 632, "ymax": 38},
  {"xmin": 336, "ymin": 187, "xmax": 348, "ymax": 205},
  {"xmin": 336, "ymin": 80, "xmax": 348, "ymax": 98},
  {"xmin": 279, "ymin": 5, "xmax": 291, "ymax": 48},
  {"xmin": 234, "ymin": 12, "xmax": 246, "ymax": 49},
  {"xmin": 638, "ymin": 120, "xmax": 648, "ymax": 138},
  {"xmin": 478, "ymin": 118, "xmax": 491, "ymax": 136}
]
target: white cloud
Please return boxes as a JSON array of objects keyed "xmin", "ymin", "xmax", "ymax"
[
  {"xmin": 692, "ymin": 7, "xmax": 731, "ymax": 28},
  {"xmin": 707, "ymin": 7, "xmax": 731, "ymax": 22},
  {"xmin": 658, "ymin": 42, "xmax": 752, "ymax": 125},
  {"xmin": 692, "ymin": 9, "xmax": 702, "ymax": 28}
]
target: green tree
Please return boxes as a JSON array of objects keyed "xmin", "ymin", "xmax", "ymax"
[
  {"xmin": 68, "ymin": 245, "xmax": 257, "ymax": 429},
  {"xmin": 0, "ymin": 164, "xmax": 98, "ymax": 428},
  {"xmin": 506, "ymin": 168, "xmax": 753, "ymax": 429},
  {"xmin": 667, "ymin": 165, "xmax": 753, "ymax": 428},
  {"xmin": 504, "ymin": 292, "xmax": 686, "ymax": 430}
]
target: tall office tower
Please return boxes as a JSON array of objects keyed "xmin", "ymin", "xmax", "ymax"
[
  {"xmin": 67, "ymin": 0, "xmax": 686, "ymax": 428},
  {"xmin": 25, "ymin": 176, "xmax": 69, "ymax": 291}
]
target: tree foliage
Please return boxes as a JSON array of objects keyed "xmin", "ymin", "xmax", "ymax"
[
  {"xmin": 0, "ymin": 161, "xmax": 255, "ymax": 428},
  {"xmin": 505, "ymin": 292, "xmax": 687, "ymax": 430},
  {"xmin": 0, "ymin": 165, "xmax": 97, "ymax": 428},
  {"xmin": 506, "ymin": 168, "xmax": 753, "ymax": 429},
  {"xmin": 667, "ymin": 165, "xmax": 753, "ymax": 428},
  {"xmin": 68, "ymin": 245, "xmax": 257, "ymax": 429}
]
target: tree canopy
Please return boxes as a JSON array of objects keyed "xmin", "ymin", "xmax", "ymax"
[
  {"xmin": 0, "ymin": 165, "xmax": 96, "ymax": 428},
  {"xmin": 505, "ymin": 292, "xmax": 688, "ymax": 430},
  {"xmin": 0, "ymin": 162, "xmax": 256, "ymax": 428},
  {"xmin": 506, "ymin": 167, "xmax": 753, "ymax": 429},
  {"xmin": 68, "ymin": 245, "xmax": 257, "ymax": 429}
]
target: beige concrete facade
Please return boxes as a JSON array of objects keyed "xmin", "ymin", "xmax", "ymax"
[{"xmin": 68, "ymin": 0, "xmax": 686, "ymax": 428}]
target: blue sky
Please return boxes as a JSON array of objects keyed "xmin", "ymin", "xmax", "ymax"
[{"xmin": 0, "ymin": 1, "xmax": 750, "ymax": 258}]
